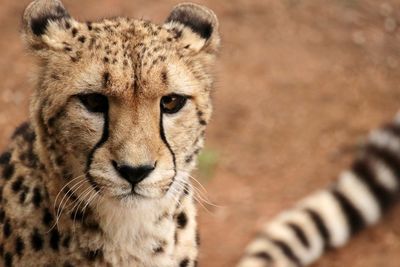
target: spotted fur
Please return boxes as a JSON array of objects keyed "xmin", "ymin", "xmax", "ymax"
[
  {"xmin": 5, "ymin": 1, "xmax": 397, "ymax": 267},
  {"xmin": 0, "ymin": 0, "xmax": 219, "ymax": 266}
]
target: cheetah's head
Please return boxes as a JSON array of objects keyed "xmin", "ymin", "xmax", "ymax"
[{"xmin": 22, "ymin": 0, "xmax": 219, "ymax": 203}]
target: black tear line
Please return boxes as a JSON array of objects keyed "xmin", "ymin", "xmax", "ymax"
[
  {"xmin": 85, "ymin": 109, "xmax": 110, "ymax": 193},
  {"xmin": 159, "ymin": 112, "xmax": 177, "ymax": 187}
]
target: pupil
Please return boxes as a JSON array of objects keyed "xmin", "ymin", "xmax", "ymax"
[{"xmin": 165, "ymin": 97, "xmax": 173, "ymax": 104}]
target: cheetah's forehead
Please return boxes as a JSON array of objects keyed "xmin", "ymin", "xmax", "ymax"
[
  {"xmin": 23, "ymin": 0, "xmax": 219, "ymax": 100},
  {"xmin": 58, "ymin": 17, "xmax": 188, "ymax": 98}
]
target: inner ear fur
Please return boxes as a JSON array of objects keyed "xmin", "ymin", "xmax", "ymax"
[
  {"xmin": 165, "ymin": 3, "xmax": 220, "ymax": 54},
  {"xmin": 22, "ymin": 0, "xmax": 72, "ymax": 51}
]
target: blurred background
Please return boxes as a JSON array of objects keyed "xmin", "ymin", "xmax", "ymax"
[{"xmin": 1, "ymin": 0, "xmax": 400, "ymax": 266}]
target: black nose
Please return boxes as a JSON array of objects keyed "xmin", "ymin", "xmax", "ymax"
[{"xmin": 112, "ymin": 161, "xmax": 155, "ymax": 186}]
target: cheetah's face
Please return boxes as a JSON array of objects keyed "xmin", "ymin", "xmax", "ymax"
[{"xmin": 23, "ymin": 0, "xmax": 219, "ymax": 201}]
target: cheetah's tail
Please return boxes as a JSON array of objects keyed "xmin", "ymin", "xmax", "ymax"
[{"xmin": 236, "ymin": 113, "xmax": 400, "ymax": 267}]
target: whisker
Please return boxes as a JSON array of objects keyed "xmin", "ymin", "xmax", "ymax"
[
  {"xmin": 52, "ymin": 178, "xmax": 87, "ymax": 231},
  {"xmin": 173, "ymin": 179, "xmax": 221, "ymax": 213},
  {"xmin": 57, "ymin": 178, "xmax": 87, "ymax": 218},
  {"xmin": 72, "ymin": 187, "xmax": 95, "ymax": 233},
  {"xmin": 53, "ymin": 174, "xmax": 85, "ymax": 212}
]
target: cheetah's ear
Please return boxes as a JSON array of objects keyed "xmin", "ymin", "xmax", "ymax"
[
  {"xmin": 22, "ymin": 0, "xmax": 72, "ymax": 53},
  {"xmin": 165, "ymin": 3, "xmax": 220, "ymax": 54}
]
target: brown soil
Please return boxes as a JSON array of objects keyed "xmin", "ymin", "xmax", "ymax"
[{"xmin": 1, "ymin": 1, "xmax": 400, "ymax": 266}]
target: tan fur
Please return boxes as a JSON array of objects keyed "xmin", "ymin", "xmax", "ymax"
[{"xmin": 0, "ymin": 0, "xmax": 219, "ymax": 266}]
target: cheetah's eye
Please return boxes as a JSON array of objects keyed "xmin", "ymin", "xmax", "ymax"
[
  {"xmin": 78, "ymin": 93, "xmax": 109, "ymax": 113},
  {"xmin": 160, "ymin": 94, "xmax": 187, "ymax": 114}
]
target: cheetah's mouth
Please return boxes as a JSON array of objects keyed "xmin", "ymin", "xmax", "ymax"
[{"xmin": 85, "ymin": 165, "xmax": 176, "ymax": 200}]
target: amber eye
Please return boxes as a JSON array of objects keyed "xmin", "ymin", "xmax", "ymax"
[
  {"xmin": 78, "ymin": 93, "xmax": 108, "ymax": 113},
  {"xmin": 160, "ymin": 94, "xmax": 187, "ymax": 114}
]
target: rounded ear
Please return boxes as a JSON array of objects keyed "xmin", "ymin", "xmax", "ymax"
[
  {"xmin": 164, "ymin": 3, "xmax": 220, "ymax": 54},
  {"xmin": 22, "ymin": 0, "xmax": 71, "ymax": 51}
]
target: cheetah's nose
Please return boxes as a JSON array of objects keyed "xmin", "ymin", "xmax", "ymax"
[{"xmin": 112, "ymin": 161, "xmax": 155, "ymax": 186}]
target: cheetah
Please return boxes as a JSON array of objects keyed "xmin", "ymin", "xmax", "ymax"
[
  {"xmin": 0, "ymin": 0, "xmax": 219, "ymax": 266},
  {"xmin": 1, "ymin": 0, "xmax": 400, "ymax": 267}
]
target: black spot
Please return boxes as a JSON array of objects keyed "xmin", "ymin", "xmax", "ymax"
[
  {"xmin": 32, "ymin": 187, "xmax": 42, "ymax": 208},
  {"xmin": 78, "ymin": 36, "xmax": 86, "ymax": 43},
  {"xmin": 51, "ymin": 73, "xmax": 60, "ymax": 80},
  {"xmin": 65, "ymin": 21, "xmax": 71, "ymax": 29},
  {"xmin": 3, "ymin": 164, "xmax": 15, "ymax": 180},
  {"xmin": 30, "ymin": 7, "xmax": 70, "ymax": 36},
  {"xmin": 332, "ymin": 189, "xmax": 365, "ymax": 235},
  {"xmin": 21, "ymin": 149, "xmax": 38, "ymax": 169},
  {"xmin": 103, "ymin": 57, "xmax": 109, "ymax": 63},
  {"xmin": 83, "ymin": 220, "xmax": 101, "ymax": 232},
  {"xmin": 153, "ymin": 246, "xmax": 164, "ymax": 254},
  {"xmin": 50, "ymin": 229, "xmax": 60, "ymax": 251},
  {"xmin": 0, "ymin": 152, "xmax": 11, "ymax": 165},
  {"xmin": 19, "ymin": 192, "xmax": 27, "ymax": 204},
  {"xmin": 63, "ymin": 187, "xmax": 78, "ymax": 202},
  {"xmin": 31, "ymin": 228, "xmax": 44, "ymax": 251},
  {"xmin": 42, "ymin": 209, "xmax": 53, "ymax": 226},
  {"xmin": 12, "ymin": 122, "xmax": 35, "ymax": 142},
  {"xmin": 71, "ymin": 28, "xmax": 78, "ymax": 37},
  {"xmin": 71, "ymin": 55, "xmax": 80, "ymax": 62},
  {"xmin": 11, "ymin": 176, "xmax": 24, "ymax": 193},
  {"xmin": 86, "ymin": 21, "xmax": 93, "ymax": 31},
  {"xmin": 177, "ymin": 212, "xmax": 188, "ymax": 229},
  {"xmin": 0, "ymin": 244, "xmax": 3, "ymax": 257},
  {"xmin": 3, "ymin": 220, "xmax": 12, "ymax": 238},
  {"xmin": 183, "ymin": 183, "xmax": 190, "ymax": 195},
  {"xmin": 55, "ymin": 156, "xmax": 64, "ymax": 166},
  {"xmin": 62, "ymin": 235, "xmax": 71, "ymax": 248},
  {"xmin": 179, "ymin": 258, "xmax": 189, "ymax": 267},
  {"xmin": 4, "ymin": 252, "xmax": 12, "ymax": 267},
  {"xmin": 15, "ymin": 236, "xmax": 24, "ymax": 256},
  {"xmin": 0, "ymin": 209, "xmax": 5, "ymax": 223},
  {"xmin": 185, "ymin": 155, "xmax": 194, "ymax": 164},
  {"xmin": 199, "ymin": 119, "xmax": 207, "ymax": 125},
  {"xmin": 70, "ymin": 209, "xmax": 84, "ymax": 221},
  {"xmin": 287, "ymin": 223, "xmax": 310, "ymax": 249}
]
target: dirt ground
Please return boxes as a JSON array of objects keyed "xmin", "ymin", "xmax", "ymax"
[{"xmin": 1, "ymin": 0, "xmax": 400, "ymax": 266}]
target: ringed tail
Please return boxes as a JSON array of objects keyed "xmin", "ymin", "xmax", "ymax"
[{"xmin": 236, "ymin": 113, "xmax": 400, "ymax": 267}]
